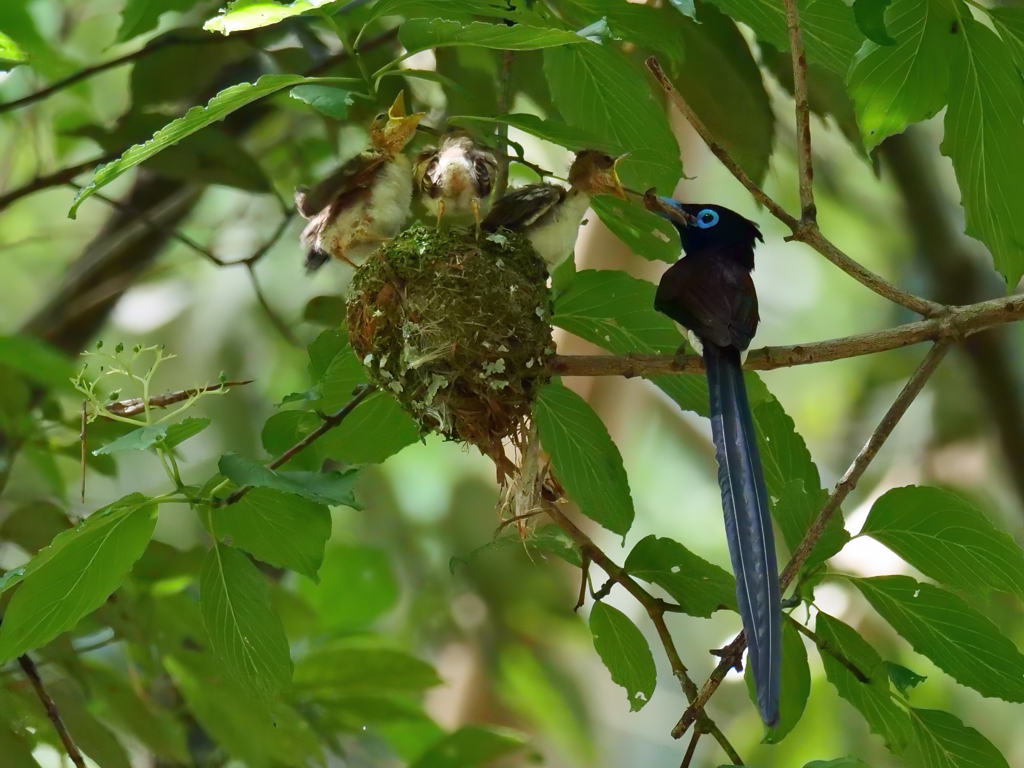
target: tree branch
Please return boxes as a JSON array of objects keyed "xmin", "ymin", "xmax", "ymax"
[
  {"xmin": 784, "ymin": 0, "xmax": 815, "ymax": 222},
  {"xmin": 18, "ymin": 655, "xmax": 86, "ymax": 768},
  {"xmin": 645, "ymin": 56, "xmax": 943, "ymax": 318},
  {"xmin": 215, "ymin": 384, "xmax": 375, "ymax": 507},
  {"xmin": 785, "ymin": 614, "xmax": 868, "ymax": 683},
  {"xmin": 672, "ymin": 341, "xmax": 952, "ymax": 737},
  {"xmin": 0, "ymin": 153, "xmax": 119, "ymax": 214},
  {"xmin": 542, "ymin": 501, "xmax": 743, "ymax": 766},
  {"xmin": 549, "ymin": 291, "xmax": 1024, "ymax": 378}
]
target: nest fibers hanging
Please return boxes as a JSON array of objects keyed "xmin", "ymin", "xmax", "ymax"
[{"xmin": 346, "ymin": 224, "xmax": 554, "ymax": 466}]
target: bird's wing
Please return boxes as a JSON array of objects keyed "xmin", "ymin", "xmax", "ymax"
[
  {"xmin": 295, "ymin": 150, "xmax": 388, "ymax": 217},
  {"xmin": 654, "ymin": 254, "xmax": 759, "ymax": 351},
  {"xmin": 482, "ymin": 184, "xmax": 565, "ymax": 232}
]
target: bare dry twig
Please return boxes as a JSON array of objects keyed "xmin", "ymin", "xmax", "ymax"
[
  {"xmin": 645, "ymin": 56, "xmax": 943, "ymax": 318},
  {"xmin": 549, "ymin": 292, "xmax": 1024, "ymax": 378},
  {"xmin": 105, "ymin": 380, "xmax": 253, "ymax": 417},
  {"xmin": 18, "ymin": 655, "xmax": 86, "ymax": 768},
  {"xmin": 673, "ymin": 341, "xmax": 952, "ymax": 737}
]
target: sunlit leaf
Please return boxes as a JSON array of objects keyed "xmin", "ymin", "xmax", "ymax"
[
  {"xmin": 852, "ymin": 575, "xmax": 1024, "ymax": 702},
  {"xmin": 200, "ymin": 543, "xmax": 293, "ymax": 697},
  {"xmin": 0, "ymin": 495, "xmax": 156, "ymax": 662},
  {"xmin": 117, "ymin": 0, "xmax": 205, "ymax": 42},
  {"xmin": 205, "ymin": 0, "xmax": 335, "ymax": 34},
  {"xmin": 861, "ymin": 485, "xmax": 1024, "ymax": 602},
  {"xmin": 290, "ymin": 85, "xmax": 354, "ymax": 119},
  {"xmin": 534, "ymin": 380, "xmax": 634, "ymax": 536},
  {"xmin": 0, "ymin": 29, "xmax": 28, "ymax": 70},
  {"xmin": 853, "ymin": 0, "xmax": 896, "ymax": 45},
  {"xmin": 399, "ymin": 19, "xmax": 585, "ymax": 54},
  {"xmin": 941, "ymin": 10, "xmax": 1024, "ymax": 287}
]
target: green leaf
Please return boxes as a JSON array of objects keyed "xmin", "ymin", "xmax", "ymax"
[
  {"xmin": 672, "ymin": 2, "xmax": 775, "ymax": 185},
  {"xmin": 0, "ymin": 722, "xmax": 37, "ymax": 768},
  {"xmin": 117, "ymin": 0, "xmax": 205, "ymax": 41},
  {"xmin": 165, "ymin": 652, "xmax": 321, "ymax": 768},
  {"xmin": 290, "ymin": 85, "xmax": 353, "ymax": 119},
  {"xmin": 623, "ymin": 535, "xmax": 735, "ymax": 617},
  {"xmin": 303, "ymin": 295, "xmax": 347, "ymax": 327},
  {"xmin": 991, "ymin": 7, "xmax": 1024, "ymax": 72},
  {"xmin": 804, "ymin": 759, "xmax": 873, "ymax": 768},
  {"xmin": 667, "ymin": 0, "xmax": 697, "ymax": 19},
  {"xmin": 847, "ymin": 0, "xmax": 958, "ymax": 150},
  {"xmin": 550, "ymin": 269, "xmax": 709, "ymax": 415},
  {"xmin": 567, "ymin": 0, "xmax": 686, "ymax": 61},
  {"xmin": 941, "ymin": 10, "xmax": 1024, "ymax": 287},
  {"xmin": 68, "ymin": 74, "xmax": 357, "ymax": 218},
  {"xmin": 853, "ymin": 0, "xmax": 896, "ymax": 45},
  {"xmin": 293, "ymin": 646, "xmax": 442, "ymax": 692},
  {"xmin": 451, "ymin": 527, "xmax": 582, "ymax": 573},
  {"xmin": 411, "ymin": 725, "xmax": 526, "ymax": 768},
  {"xmin": 0, "ymin": 501, "xmax": 71, "ymax": 553},
  {"xmin": 815, "ymin": 612, "xmax": 913, "ymax": 751},
  {"xmin": 589, "ymin": 195, "xmax": 681, "ymax": 264},
  {"xmin": 299, "ymin": 544, "xmax": 398, "ymax": 630},
  {"xmin": 861, "ymin": 485, "xmax": 1024, "ymax": 603},
  {"xmin": 886, "ymin": 661, "xmax": 927, "ymax": 697},
  {"xmin": 753, "ymin": 398, "xmax": 849, "ymax": 567},
  {"xmin": 205, "ymin": 0, "xmax": 335, "ymax": 34},
  {"xmin": 745, "ymin": 621, "xmax": 810, "ymax": 743},
  {"xmin": 544, "ymin": 42, "xmax": 682, "ymax": 193},
  {"xmin": 82, "ymin": 664, "xmax": 189, "ymax": 762},
  {"xmin": 261, "ymin": 411, "xmax": 323, "ymax": 471},
  {"xmin": 905, "ymin": 708, "xmax": 1010, "ymax": 768},
  {"xmin": 706, "ymin": 0, "xmax": 864, "ymax": 75},
  {"xmin": 448, "ymin": 113, "xmax": 615, "ymax": 153},
  {"xmin": 360, "ymin": 0, "xmax": 543, "ymax": 31},
  {"xmin": 0, "ymin": 2, "xmax": 71, "ymax": 77},
  {"xmin": 851, "ymin": 575, "xmax": 1024, "ymax": 702},
  {"xmin": 214, "ymin": 488, "xmax": 331, "ymax": 581},
  {"xmin": 48, "ymin": 680, "xmax": 132, "ymax": 768},
  {"xmin": 160, "ymin": 417, "xmax": 211, "ymax": 450},
  {"xmin": 0, "ymin": 496, "xmax": 156, "ymax": 662},
  {"xmin": 0, "ymin": 29, "xmax": 28, "ymax": 69},
  {"xmin": 400, "ymin": 19, "xmax": 585, "ymax": 54},
  {"xmin": 589, "ymin": 602, "xmax": 656, "ymax": 711},
  {"xmin": 218, "ymin": 453, "xmax": 360, "ymax": 507},
  {"xmin": 534, "ymin": 380, "xmax": 634, "ymax": 535},
  {"xmin": 200, "ymin": 543, "xmax": 293, "ymax": 697},
  {"xmin": 0, "ymin": 336, "xmax": 74, "ymax": 389}
]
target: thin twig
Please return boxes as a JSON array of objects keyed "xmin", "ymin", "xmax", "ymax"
[
  {"xmin": 785, "ymin": 615, "xmax": 868, "ymax": 683},
  {"xmin": 679, "ymin": 729, "xmax": 703, "ymax": 768},
  {"xmin": 215, "ymin": 384, "xmax": 375, "ymax": 507},
  {"xmin": 0, "ymin": 37, "xmax": 188, "ymax": 116},
  {"xmin": 18, "ymin": 655, "xmax": 86, "ymax": 768},
  {"xmin": 673, "ymin": 341, "xmax": 952, "ymax": 738},
  {"xmin": 645, "ymin": 57, "xmax": 943, "ymax": 318},
  {"xmin": 247, "ymin": 262, "xmax": 301, "ymax": 347},
  {"xmin": 0, "ymin": 153, "xmax": 119, "ymax": 214},
  {"xmin": 550, "ymin": 291, "xmax": 1024, "ymax": 378},
  {"xmin": 543, "ymin": 501, "xmax": 743, "ymax": 765},
  {"xmin": 79, "ymin": 402, "xmax": 87, "ymax": 503},
  {"xmin": 105, "ymin": 380, "xmax": 253, "ymax": 417},
  {"xmin": 784, "ymin": 0, "xmax": 815, "ymax": 222}
]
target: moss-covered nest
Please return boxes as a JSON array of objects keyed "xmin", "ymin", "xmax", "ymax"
[{"xmin": 346, "ymin": 224, "xmax": 554, "ymax": 462}]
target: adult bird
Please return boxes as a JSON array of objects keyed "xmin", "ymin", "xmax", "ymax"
[
  {"xmin": 647, "ymin": 193, "xmax": 781, "ymax": 727},
  {"xmin": 413, "ymin": 131, "xmax": 500, "ymax": 232},
  {"xmin": 295, "ymin": 92, "xmax": 424, "ymax": 272},
  {"xmin": 481, "ymin": 150, "xmax": 626, "ymax": 267}
]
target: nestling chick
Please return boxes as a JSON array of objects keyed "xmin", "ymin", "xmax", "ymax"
[
  {"xmin": 414, "ymin": 131, "xmax": 500, "ymax": 231},
  {"xmin": 481, "ymin": 150, "xmax": 626, "ymax": 267},
  {"xmin": 296, "ymin": 92, "xmax": 424, "ymax": 272}
]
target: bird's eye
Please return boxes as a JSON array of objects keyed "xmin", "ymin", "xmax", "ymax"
[{"xmin": 696, "ymin": 209, "xmax": 719, "ymax": 229}]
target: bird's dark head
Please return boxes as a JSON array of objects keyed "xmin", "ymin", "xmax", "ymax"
[{"xmin": 645, "ymin": 193, "xmax": 762, "ymax": 256}]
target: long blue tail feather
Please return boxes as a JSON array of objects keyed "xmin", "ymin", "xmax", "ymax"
[{"xmin": 704, "ymin": 344, "xmax": 781, "ymax": 727}]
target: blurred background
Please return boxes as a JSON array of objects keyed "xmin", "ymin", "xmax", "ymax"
[{"xmin": 2, "ymin": 1, "xmax": 1024, "ymax": 767}]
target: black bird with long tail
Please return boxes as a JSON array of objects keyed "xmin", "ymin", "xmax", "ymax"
[{"xmin": 646, "ymin": 193, "xmax": 781, "ymax": 727}]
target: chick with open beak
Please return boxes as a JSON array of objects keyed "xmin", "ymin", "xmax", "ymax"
[
  {"xmin": 482, "ymin": 150, "xmax": 626, "ymax": 268},
  {"xmin": 414, "ymin": 131, "xmax": 499, "ymax": 234},
  {"xmin": 295, "ymin": 92, "xmax": 424, "ymax": 271}
]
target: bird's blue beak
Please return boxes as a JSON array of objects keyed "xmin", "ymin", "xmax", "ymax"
[{"xmin": 643, "ymin": 190, "xmax": 696, "ymax": 228}]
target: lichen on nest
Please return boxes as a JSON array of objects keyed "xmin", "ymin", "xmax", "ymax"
[{"xmin": 346, "ymin": 224, "xmax": 554, "ymax": 463}]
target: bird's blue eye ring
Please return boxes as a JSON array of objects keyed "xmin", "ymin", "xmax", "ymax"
[{"xmin": 696, "ymin": 208, "xmax": 719, "ymax": 229}]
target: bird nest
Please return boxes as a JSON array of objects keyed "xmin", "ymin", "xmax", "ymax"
[{"xmin": 346, "ymin": 225, "xmax": 554, "ymax": 464}]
